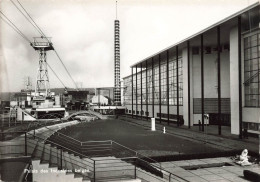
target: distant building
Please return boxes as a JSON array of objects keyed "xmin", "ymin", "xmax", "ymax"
[
  {"xmin": 67, "ymin": 90, "xmax": 89, "ymax": 103},
  {"xmin": 91, "ymin": 95, "xmax": 108, "ymax": 105}
]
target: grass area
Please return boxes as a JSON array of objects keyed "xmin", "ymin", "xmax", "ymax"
[{"xmin": 59, "ymin": 119, "xmax": 222, "ymax": 156}]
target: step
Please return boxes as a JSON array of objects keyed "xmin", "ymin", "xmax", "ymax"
[
  {"xmin": 106, "ymin": 179, "xmax": 141, "ymax": 182},
  {"xmin": 32, "ymin": 160, "xmax": 49, "ymax": 170},
  {"xmin": 63, "ymin": 152, "xmax": 74, "ymax": 174},
  {"xmin": 94, "ymin": 158, "xmax": 135, "ymax": 180},
  {"xmin": 92, "ymin": 156, "xmax": 117, "ymax": 161},
  {"xmin": 136, "ymin": 167, "xmax": 167, "ymax": 182},
  {"xmin": 72, "ymin": 156, "xmax": 94, "ymax": 181},
  {"xmin": 70, "ymin": 154, "xmax": 92, "ymax": 171},
  {"xmin": 63, "ymin": 152, "xmax": 93, "ymax": 181},
  {"xmin": 63, "ymin": 152, "xmax": 88, "ymax": 182},
  {"xmin": 32, "ymin": 160, "xmax": 77, "ymax": 182}
]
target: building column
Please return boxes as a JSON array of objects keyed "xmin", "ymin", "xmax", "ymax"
[
  {"xmin": 176, "ymin": 46, "xmax": 179, "ymax": 126},
  {"xmin": 146, "ymin": 60, "xmax": 148, "ymax": 120},
  {"xmin": 217, "ymin": 26, "xmax": 222, "ymax": 135},
  {"xmin": 201, "ymin": 34, "xmax": 205, "ymax": 132},
  {"xmin": 230, "ymin": 18, "xmax": 241, "ymax": 136},
  {"xmin": 187, "ymin": 41, "xmax": 191, "ymax": 128},
  {"xmin": 159, "ymin": 54, "xmax": 162, "ymax": 123},
  {"xmin": 152, "ymin": 58, "xmax": 154, "ymax": 118},
  {"xmin": 141, "ymin": 63, "xmax": 143, "ymax": 120},
  {"xmin": 136, "ymin": 65, "xmax": 138, "ymax": 118},
  {"xmin": 167, "ymin": 50, "xmax": 170, "ymax": 125},
  {"xmin": 183, "ymin": 41, "xmax": 193, "ymax": 127},
  {"xmin": 131, "ymin": 67, "xmax": 133, "ymax": 118},
  {"xmin": 238, "ymin": 16, "xmax": 242, "ymax": 138}
]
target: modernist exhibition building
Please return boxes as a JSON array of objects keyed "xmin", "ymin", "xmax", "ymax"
[{"xmin": 123, "ymin": 2, "xmax": 260, "ymax": 138}]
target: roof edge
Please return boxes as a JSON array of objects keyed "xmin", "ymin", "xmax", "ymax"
[{"xmin": 130, "ymin": 2, "xmax": 259, "ymax": 68}]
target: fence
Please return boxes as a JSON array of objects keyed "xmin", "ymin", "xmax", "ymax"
[
  {"xmin": 49, "ymin": 132, "xmax": 188, "ymax": 182},
  {"xmin": 0, "ymin": 131, "xmax": 28, "ymax": 158},
  {"xmin": 1, "ymin": 128, "xmax": 188, "ymax": 182}
]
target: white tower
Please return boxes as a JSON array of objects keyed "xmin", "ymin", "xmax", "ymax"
[{"xmin": 114, "ymin": 1, "xmax": 121, "ymax": 105}]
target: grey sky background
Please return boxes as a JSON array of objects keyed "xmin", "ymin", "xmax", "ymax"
[{"xmin": 0, "ymin": 0, "xmax": 258, "ymax": 92}]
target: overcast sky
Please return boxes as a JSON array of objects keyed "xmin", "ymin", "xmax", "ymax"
[{"xmin": 0, "ymin": 0, "xmax": 258, "ymax": 92}]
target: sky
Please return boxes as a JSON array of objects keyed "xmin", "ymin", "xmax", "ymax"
[{"xmin": 0, "ymin": 0, "xmax": 258, "ymax": 92}]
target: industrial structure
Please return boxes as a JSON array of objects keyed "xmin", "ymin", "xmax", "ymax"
[
  {"xmin": 123, "ymin": 3, "xmax": 260, "ymax": 137},
  {"xmin": 31, "ymin": 37, "xmax": 54, "ymax": 97},
  {"xmin": 114, "ymin": 1, "xmax": 121, "ymax": 105}
]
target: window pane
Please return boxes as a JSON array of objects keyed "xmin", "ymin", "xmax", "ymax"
[{"xmin": 244, "ymin": 32, "xmax": 260, "ymax": 107}]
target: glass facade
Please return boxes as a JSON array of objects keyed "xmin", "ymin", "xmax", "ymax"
[
  {"xmin": 154, "ymin": 64, "xmax": 159, "ymax": 104},
  {"xmin": 244, "ymin": 31, "xmax": 260, "ymax": 107},
  {"xmin": 137, "ymin": 71, "xmax": 141, "ymax": 104},
  {"xmin": 123, "ymin": 76, "xmax": 132, "ymax": 105},
  {"xmin": 169, "ymin": 57, "xmax": 183, "ymax": 105},
  {"xmin": 133, "ymin": 74, "xmax": 136, "ymax": 104},
  {"xmin": 161, "ymin": 62, "xmax": 167, "ymax": 104},
  {"xmin": 141, "ymin": 68, "xmax": 146, "ymax": 104},
  {"xmin": 147, "ymin": 69, "xmax": 153, "ymax": 104},
  {"xmin": 123, "ymin": 55, "xmax": 183, "ymax": 107}
]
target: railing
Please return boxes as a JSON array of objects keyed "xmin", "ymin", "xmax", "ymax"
[
  {"xmin": 94, "ymin": 156, "xmax": 137, "ymax": 180},
  {"xmin": 49, "ymin": 133, "xmax": 188, "ymax": 182},
  {"xmin": 27, "ymin": 132, "xmax": 95, "ymax": 181},
  {"xmin": 0, "ymin": 108, "xmax": 19, "ymax": 128},
  {"xmin": 1, "ymin": 122, "xmax": 188, "ymax": 182},
  {"xmin": 0, "ymin": 131, "xmax": 28, "ymax": 158},
  {"xmin": 29, "ymin": 118, "xmax": 188, "ymax": 181}
]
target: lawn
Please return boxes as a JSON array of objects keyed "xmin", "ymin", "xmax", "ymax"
[{"xmin": 58, "ymin": 119, "xmax": 222, "ymax": 157}]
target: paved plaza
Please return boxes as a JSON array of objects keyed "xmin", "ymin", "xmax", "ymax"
[{"xmin": 159, "ymin": 157, "xmax": 259, "ymax": 182}]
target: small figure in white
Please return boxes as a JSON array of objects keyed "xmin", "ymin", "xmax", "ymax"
[
  {"xmin": 236, "ymin": 149, "xmax": 252, "ymax": 166},
  {"xmin": 163, "ymin": 127, "xmax": 166, "ymax": 134}
]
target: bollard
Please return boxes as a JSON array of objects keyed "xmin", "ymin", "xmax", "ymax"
[
  {"xmin": 163, "ymin": 127, "xmax": 166, "ymax": 134},
  {"xmin": 151, "ymin": 118, "xmax": 156, "ymax": 131}
]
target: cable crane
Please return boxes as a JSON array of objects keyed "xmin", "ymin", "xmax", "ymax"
[{"xmin": 30, "ymin": 37, "xmax": 54, "ymax": 98}]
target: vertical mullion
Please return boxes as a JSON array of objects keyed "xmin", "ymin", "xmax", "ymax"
[
  {"xmin": 146, "ymin": 60, "xmax": 148, "ymax": 120},
  {"xmin": 152, "ymin": 58, "xmax": 154, "ymax": 118},
  {"xmin": 136, "ymin": 65, "xmax": 138, "ymax": 118},
  {"xmin": 201, "ymin": 34, "xmax": 205, "ymax": 132},
  {"xmin": 159, "ymin": 54, "xmax": 162, "ymax": 123},
  {"xmin": 176, "ymin": 46, "xmax": 179, "ymax": 126},
  {"xmin": 256, "ymin": 33, "xmax": 260, "ymax": 107},
  {"xmin": 217, "ymin": 26, "xmax": 222, "ymax": 135},
  {"xmin": 141, "ymin": 63, "xmax": 143, "ymax": 120},
  {"xmin": 167, "ymin": 50, "xmax": 170, "ymax": 125},
  {"xmin": 131, "ymin": 67, "xmax": 133, "ymax": 118}
]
